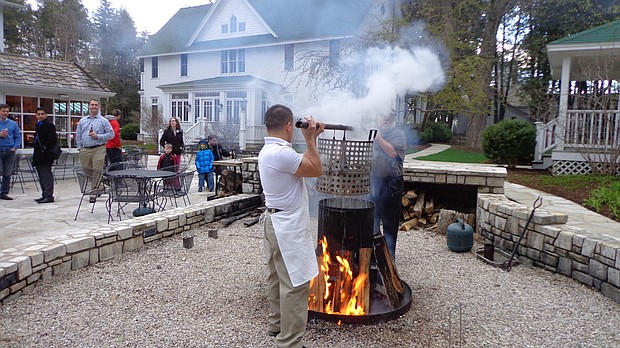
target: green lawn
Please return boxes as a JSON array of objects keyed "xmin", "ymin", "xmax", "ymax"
[{"xmin": 414, "ymin": 148, "xmax": 489, "ymax": 164}]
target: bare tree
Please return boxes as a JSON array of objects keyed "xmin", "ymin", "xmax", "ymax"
[
  {"xmin": 204, "ymin": 122, "xmax": 240, "ymax": 151},
  {"xmin": 140, "ymin": 102, "xmax": 164, "ymax": 144}
]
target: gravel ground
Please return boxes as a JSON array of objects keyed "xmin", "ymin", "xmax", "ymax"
[{"xmin": 1, "ymin": 219, "xmax": 619, "ymax": 348}]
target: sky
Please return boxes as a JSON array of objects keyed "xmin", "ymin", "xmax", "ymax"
[{"xmin": 25, "ymin": 0, "xmax": 213, "ymax": 34}]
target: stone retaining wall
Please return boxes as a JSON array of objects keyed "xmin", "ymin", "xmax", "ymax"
[
  {"xmin": 0, "ymin": 194, "xmax": 262, "ymax": 304},
  {"xmin": 477, "ymin": 194, "xmax": 620, "ymax": 304}
]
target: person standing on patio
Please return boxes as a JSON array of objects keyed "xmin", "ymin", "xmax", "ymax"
[
  {"xmin": 105, "ymin": 109, "xmax": 123, "ymax": 165},
  {"xmin": 75, "ymin": 99, "xmax": 114, "ymax": 203},
  {"xmin": 258, "ymin": 104, "xmax": 324, "ymax": 348},
  {"xmin": 32, "ymin": 107, "xmax": 58, "ymax": 203},
  {"xmin": 0, "ymin": 103, "xmax": 21, "ymax": 200},
  {"xmin": 195, "ymin": 139, "xmax": 214, "ymax": 192},
  {"xmin": 370, "ymin": 111, "xmax": 406, "ymax": 260},
  {"xmin": 159, "ymin": 117, "xmax": 184, "ymax": 167}
]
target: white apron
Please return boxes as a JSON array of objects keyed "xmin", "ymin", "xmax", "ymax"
[{"xmin": 268, "ymin": 186, "xmax": 318, "ymax": 287}]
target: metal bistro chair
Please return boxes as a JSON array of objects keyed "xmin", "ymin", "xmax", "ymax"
[
  {"xmin": 106, "ymin": 174, "xmax": 152, "ymax": 223},
  {"xmin": 105, "ymin": 161, "xmax": 145, "ymax": 173},
  {"xmin": 157, "ymin": 170, "xmax": 195, "ymax": 209},
  {"xmin": 10, "ymin": 155, "xmax": 27, "ymax": 194},
  {"xmin": 74, "ymin": 168, "xmax": 108, "ymax": 220},
  {"xmin": 53, "ymin": 151, "xmax": 77, "ymax": 183}
]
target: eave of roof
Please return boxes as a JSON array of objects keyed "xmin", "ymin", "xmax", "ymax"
[
  {"xmin": 0, "ymin": 1, "xmax": 26, "ymax": 9},
  {"xmin": 548, "ymin": 19, "xmax": 620, "ymax": 46},
  {"xmin": 157, "ymin": 75, "xmax": 284, "ymax": 91}
]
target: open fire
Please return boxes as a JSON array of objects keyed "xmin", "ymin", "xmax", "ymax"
[
  {"xmin": 307, "ymin": 197, "xmax": 412, "ymax": 324},
  {"xmin": 309, "ymin": 236, "xmax": 371, "ymax": 315}
]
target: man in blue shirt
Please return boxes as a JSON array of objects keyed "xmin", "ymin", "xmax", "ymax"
[
  {"xmin": 0, "ymin": 103, "xmax": 21, "ymax": 200},
  {"xmin": 75, "ymin": 99, "xmax": 114, "ymax": 203}
]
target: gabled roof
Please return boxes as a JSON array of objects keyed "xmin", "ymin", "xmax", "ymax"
[
  {"xmin": 158, "ymin": 75, "xmax": 283, "ymax": 91},
  {"xmin": 0, "ymin": 53, "xmax": 114, "ymax": 95},
  {"xmin": 547, "ymin": 19, "xmax": 620, "ymax": 80},
  {"xmin": 137, "ymin": 0, "xmax": 373, "ymax": 58},
  {"xmin": 137, "ymin": 4, "xmax": 213, "ymax": 57},
  {"xmin": 548, "ymin": 19, "xmax": 620, "ymax": 46}
]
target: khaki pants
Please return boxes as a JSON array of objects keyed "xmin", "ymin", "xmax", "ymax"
[
  {"xmin": 264, "ymin": 214, "xmax": 309, "ymax": 348},
  {"xmin": 79, "ymin": 145, "xmax": 106, "ymax": 197}
]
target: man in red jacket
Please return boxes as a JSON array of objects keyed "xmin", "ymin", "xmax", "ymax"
[{"xmin": 105, "ymin": 109, "xmax": 122, "ymax": 164}]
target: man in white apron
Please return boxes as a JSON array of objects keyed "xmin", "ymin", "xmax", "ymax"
[{"xmin": 258, "ymin": 104, "xmax": 324, "ymax": 348}]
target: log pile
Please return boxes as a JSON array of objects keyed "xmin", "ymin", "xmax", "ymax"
[
  {"xmin": 399, "ymin": 187, "xmax": 477, "ymax": 233},
  {"xmin": 399, "ymin": 189, "xmax": 441, "ymax": 231}
]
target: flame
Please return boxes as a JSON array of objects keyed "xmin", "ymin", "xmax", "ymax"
[{"xmin": 309, "ymin": 236, "xmax": 368, "ymax": 315}]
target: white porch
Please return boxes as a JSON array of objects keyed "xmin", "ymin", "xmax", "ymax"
[{"xmin": 535, "ymin": 20, "xmax": 620, "ymax": 175}]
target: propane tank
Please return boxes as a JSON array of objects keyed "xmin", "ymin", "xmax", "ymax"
[{"xmin": 446, "ymin": 218, "xmax": 474, "ymax": 252}]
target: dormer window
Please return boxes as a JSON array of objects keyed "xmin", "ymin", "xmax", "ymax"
[
  {"xmin": 222, "ymin": 15, "xmax": 246, "ymax": 34},
  {"xmin": 230, "ymin": 15, "xmax": 237, "ymax": 33}
]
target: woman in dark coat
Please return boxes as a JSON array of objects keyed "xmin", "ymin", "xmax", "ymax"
[
  {"xmin": 32, "ymin": 107, "xmax": 58, "ymax": 203},
  {"xmin": 159, "ymin": 117, "xmax": 184, "ymax": 166}
]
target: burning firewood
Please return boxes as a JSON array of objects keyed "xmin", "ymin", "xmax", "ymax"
[{"xmin": 373, "ymin": 235, "xmax": 404, "ymax": 309}]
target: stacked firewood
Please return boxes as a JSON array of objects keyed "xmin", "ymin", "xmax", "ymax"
[{"xmin": 399, "ymin": 189, "xmax": 441, "ymax": 231}]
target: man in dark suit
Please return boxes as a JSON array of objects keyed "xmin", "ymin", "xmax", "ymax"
[{"xmin": 33, "ymin": 107, "xmax": 58, "ymax": 203}]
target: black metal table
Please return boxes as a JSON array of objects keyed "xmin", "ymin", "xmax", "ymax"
[{"xmin": 105, "ymin": 169, "xmax": 176, "ymax": 217}]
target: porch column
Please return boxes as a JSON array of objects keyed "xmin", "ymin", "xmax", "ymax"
[{"xmin": 557, "ymin": 56, "xmax": 571, "ymax": 151}]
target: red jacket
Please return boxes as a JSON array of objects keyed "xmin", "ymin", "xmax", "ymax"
[{"xmin": 106, "ymin": 119, "xmax": 121, "ymax": 148}]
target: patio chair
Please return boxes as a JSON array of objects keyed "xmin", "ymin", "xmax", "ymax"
[
  {"xmin": 74, "ymin": 168, "xmax": 107, "ymax": 220},
  {"xmin": 105, "ymin": 161, "xmax": 145, "ymax": 172},
  {"xmin": 106, "ymin": 174, "xmax": 152, "ymax": 223},
  {"xmin": 53, "ymin": 151, "xmax": 77, "ymax": 182},
  {"xmin": 10, "ymin": 155, "xmax": 26, "ymax": 194},
  {"xmin": 156, "ymin": 170, "xmax": 195, "ymax": 209}
]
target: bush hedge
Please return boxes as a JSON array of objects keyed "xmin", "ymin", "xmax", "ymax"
[
  {"xmin": 482, "ymin": 119, "xmax": 536, "ymax": 168},
  {"xmin": 121, "ymin": 123, "xmax": 139, "ymax": 140},
  {"xmin": 420, "ymin": 122, "xmax": 452, "ymax": 143}
]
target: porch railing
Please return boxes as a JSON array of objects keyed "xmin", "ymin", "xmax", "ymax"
[{"xmin": 535, "ymin": 110, "xmax": 620, "ymax": 162}]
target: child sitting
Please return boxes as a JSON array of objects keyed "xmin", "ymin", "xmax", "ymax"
[
  {"xmin": 157, "ymin": 143, "xmax": 180, "ymax": 190},
  {"xmin": 195, "ymin": 139, "xmax": 214, "ymax": 192}
]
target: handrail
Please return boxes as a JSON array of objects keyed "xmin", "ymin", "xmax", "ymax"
[{"xmin": 534, "ymin": 120, "xmax": 558, "ymax": 162}]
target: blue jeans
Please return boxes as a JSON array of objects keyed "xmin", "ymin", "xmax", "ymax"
[
  {"xmin": 198, "ymin": 172, "xmax": 214, "ymax": 190},
  {"xmin": 0, "ymin": 149, "xmax": 16, "ymax": 195},
  {"xmin": 370, "ymin": 175, "xmax": 404, "ymax": 260}
]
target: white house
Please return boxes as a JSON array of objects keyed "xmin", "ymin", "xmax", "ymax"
[{"xmin": 137, "ymin": 0, "xmax": 397, "ymax": 150}]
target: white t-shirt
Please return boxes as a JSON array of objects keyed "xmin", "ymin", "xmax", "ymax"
[{"xmin": 258, "ymin": 137, "xmax": 304, "ymax": 210}]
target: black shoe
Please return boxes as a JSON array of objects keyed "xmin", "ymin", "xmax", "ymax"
[
  {"xmin": 37, "ymin": 197, "xmax": 54, "ymax": 203},
  {"xmin": 268, "ymin": 331, "xmax": 279, "ymax": 337},
  {"xmin": 89, "ymin": 197, "xmax": 97, "ymax": 203},
  {"xmin": 34, "ymin": 197, "xmax": 45, "ymax": 202},
  {"xmin": 0, "ymin": 194, "xmax": 13, "ymax": 200},
  {"xmin": 198, "ymin": 187, "xmax": 203, "ymax": 192}
]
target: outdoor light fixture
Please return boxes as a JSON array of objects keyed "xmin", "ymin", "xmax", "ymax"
[{"xmin": 59, "ymin": 94, "xmax": 69, "ymax": 99}]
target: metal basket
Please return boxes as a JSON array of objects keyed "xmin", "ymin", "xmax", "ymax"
[{"xmin": 316, "ymin": 138, "xmax": 373, "ymax": 195}]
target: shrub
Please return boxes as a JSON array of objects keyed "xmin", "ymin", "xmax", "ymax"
[
  {"xmin": 420, "ymin": 122, "xmax": 452, "ymax": 143},
  {"xmin": 482, "ymin": 119, "xmax": 536, "ymax": 167},
  {"xmin": 121, "ymin": 122, "xmax": 140, "ymax": 140}
]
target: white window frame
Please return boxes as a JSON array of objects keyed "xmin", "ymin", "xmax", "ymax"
[{"xmin": 220, "ymin": 49, "xmax": 246, "ymax": 74}]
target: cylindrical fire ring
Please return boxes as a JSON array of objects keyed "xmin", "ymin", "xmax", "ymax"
[{"xmin": 308, "ymin": 281, "xmax": 412, "ymax": 324}]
